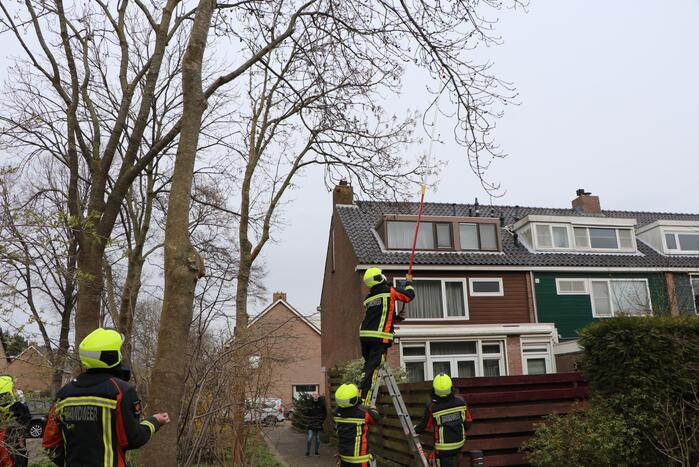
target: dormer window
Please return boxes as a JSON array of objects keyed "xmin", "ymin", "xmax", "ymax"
[
  {"xmin": 386, "ymin": 221, "xmax": 453, "ymax": 250},
  {"xmin": 380, "ymin": 215, "xmax": 501, "ymax": 252},
  {"xmin": 637, "ymin": 221, "xmax": 699, "ymax": 255},
  {"xmin": 514, "ymin": 215, "xmax": 638, "ymax": 253},
  {"xmin": 535, "ymin": 224, "xmax": 570, "ymax": 249},
  {"xmin": 459, "ymin": 223, "xmax": 498, "ymax": 251},
  {"xmin": 664, "ymin": 232, "xmax": 699, "ymax": 254}
]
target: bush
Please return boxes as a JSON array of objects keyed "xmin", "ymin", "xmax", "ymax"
[
  {"xmin": 338, "ymin": 358, "xmax": 406, "ymax": 387},
  {"xmin": 521, "ymin": 402, "xmax": 641, "ymax": 467},
  {"xmin": 577, "ymin": 316, "xmax": 699, "ymax": 466}
]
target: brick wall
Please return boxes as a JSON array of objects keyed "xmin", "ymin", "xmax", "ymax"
[
  {"xmin": 8, "ymin": 347, "xmax": 53, "ymax": 394},
  {"xmin": 249, "ymin": 302, "xmax": 323, "ymax": 408},
  {"xmin": 320, "ymin": 206, "xmax": 364, "ymax": 398},
  {"xmin": 505, "ymin": 335, "xmax": 523, "ymax": 375}
]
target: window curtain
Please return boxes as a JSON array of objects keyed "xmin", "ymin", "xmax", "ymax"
[
  {"xmin": 387, "ymin": 222, "xmax": 434, "ymax": 249},
  {"xmin": 445, "ymin": 282, "xmax": 466, "ymax": 316},
  {"xmin": 409, "ymin": 281, "xmax": 443, "ymax": 318}
]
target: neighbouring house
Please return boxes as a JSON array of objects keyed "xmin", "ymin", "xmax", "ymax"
[
  {"xmin": 4, "ymin": 346, "xmax": 57, "ymax": 394},
  {"xmin": 247, "ymin": 293, "xmax": 323, "ymax": 408},
  {"xmin": 319, "ymin": 183, "xmax": 699, "ymax": 389}
]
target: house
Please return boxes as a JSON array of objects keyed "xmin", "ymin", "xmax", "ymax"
[
  {"xmin": 247, "ymin": 293, "xmax": 323, "ymax": 408},
  {"xmin": 4, "ymin": 346, "xmax": 57, "ymax": 394},
  {"xmin": 319, "ymin": 183, "xmax": 699, "ymax": 387}
]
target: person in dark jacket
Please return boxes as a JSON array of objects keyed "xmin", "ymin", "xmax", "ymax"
[
  {"xmin": 334, "ymin": 384, "xmax": 379, "ymax": 466},
  {"xmin": 302, "ymin": 392, "xmax": 327, "ymax": 456},
  {"xmin": 0, "ymin": 375, "xmax": 30, "ymax": 467},
  {"xmin": 42, "ymin": 328, "xmax": 170, "ymax": 466},
  {"xmin": 414, "ymin": 373, "xmax": 473, "ymax": 467},
  {"xmin": 359, "ymin": 267, "xmax": 414, "ymax": 403}
]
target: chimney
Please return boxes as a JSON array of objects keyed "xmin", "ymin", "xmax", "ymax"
[
  {"xmin": 333, "ymin": 180, "xmax": 354, "ymax": 206},
  {"xmin": 572, "ymin": 188, "xmax": 601, "ymax": 214},
  {"xmin": 273, "ymin": 291, "xmax": 287, "ymax": 302}
]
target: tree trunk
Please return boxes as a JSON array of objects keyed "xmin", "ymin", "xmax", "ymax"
[
  {"xmin": 119, "ymin": 250, "xmax": 145, "ymax": 355},
  {"xmin": 139, "ymin": 1, "xmax": 213, "ymax": 464},
  {"xmin": 75, "ymin": 237, "xmax": 106, "ymax": 347}
]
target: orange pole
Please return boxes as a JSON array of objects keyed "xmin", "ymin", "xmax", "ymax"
[{"xmin": 408, "ymin": 185, "xmax": 427, "ymax": 276}]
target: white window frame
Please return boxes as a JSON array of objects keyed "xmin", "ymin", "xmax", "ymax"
[
  {"xmin": 690, "ymin": 274, "xmax": 699, "ymax": 315},
  {"xmin": 520, "ymin": 341, "xmax": 554, "ymax": 375},
  {"xmin": 555, "ymin": 278, "xmax": 590, "ymax": 295},
  {"xmin": 469, "ymin": 278, "xmax": 504, "ymax": 297},
  {"xmin": 662, "ymin": 229, "xmax": 699, "ymax": 255},
  {"xmin": 534, "ymin": 223, "xmax": 573, "ymax": 250},
  {"xmin": 573, "ymin": 226, "xmax": 637, "ymax": 252},
  {"xmin": 589, "ymin": 278, "xmax": 653, "ymax": 318},
  {"xmin": 394, "ymin": 277, "xmax": 470, "ymax": 320},
  {"xmin": 400, "ymin": 339, "xmax": 507, "ymax": 380}
]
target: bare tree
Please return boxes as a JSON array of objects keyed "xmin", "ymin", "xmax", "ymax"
[{"xmin": 0, "ymin": 163, "xmax": 78, "ymax": 393}]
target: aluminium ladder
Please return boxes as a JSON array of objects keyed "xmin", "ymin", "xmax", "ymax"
[{"xmin": 369, "ymin": 363, "xmax": 431, "ymax": 467}]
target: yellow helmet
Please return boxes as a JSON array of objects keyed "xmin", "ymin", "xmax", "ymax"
[
  {"xmin": 335, "ymin": 383, "xmax": 360, "ymax": 408},
  {"xmin": 363, "ymin": 267, "xmax": 385, "ymax": 288},
  {"xmin": 433, "ymin": 373, "xmax": 452, "ymax": 397},
  {"xmin": 79, "ymin": 328, "xmax": 124, "ymax": 370},
  {"xmin": 0, "ymin": 375, "xmax": 15, "ymax": 407}
]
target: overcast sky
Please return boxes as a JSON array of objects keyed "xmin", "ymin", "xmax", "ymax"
[{"xmin": 257, "ymin": 0, "xmax": 699, "ymax": 318}]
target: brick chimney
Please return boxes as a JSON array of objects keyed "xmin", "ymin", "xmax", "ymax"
[
  {"xmin": 572, "ymin": 188, "xmax": 601, "ymax": 214},
  {"xmin": 333, "ymin": 180, "xmax": 354, "ymax": 206},
  {"xmin": 273, "ymin": 291, "xmax": 287, "ymax": 302}
]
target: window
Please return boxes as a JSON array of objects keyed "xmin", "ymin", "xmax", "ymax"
[
  {"xmin": 292, "ymin": 384, "xmax": 319, "ymax": 400},
  {"xmin": 386, "ymin": 221, "xmax": 453, "ymax": 250},
  {"xmin": 249, "ymin": 355, "xmax": 261, "ymax": 369},
  {"xmin": 522, "ymin": 343, "xmax": 552, "ymax": 375},
  {"xmin": 535, "ymin": 224, "xmax": 570, "ymax": 249},
  {"xmin": 691, "ymin": 276, "xmax": 699, "ymax": 314},
  {"xmin": 556, "ymin": 279, "xmax": 589, "ymax": 295},
  {"xmin": 401, "ymin": 340, "xmax": 505, "ymax": 381},
  {"xmin": 590, "ymin": 279, "xmax": 651, "ymax": 317},
  {"xmin": 459, "ymin": 223, "xmax": 498, "ymax": 251},
  {"xmin": 664, "ymin": 232, "xmax": 699, "ymax": 253},
  {"xmin": 469, "ymin": 278, "xmax": 504, "ymax": 297},
  {"xmin": 399, "ymin": 279, "xmax": 468, "ymax": 319},
  {"xmin": 589, "ymin": 228, "xmax": 618, "ymax": 249},
  {"xmin": 573, "ymin": 227, "xmax": 635, "ymax": 251}
]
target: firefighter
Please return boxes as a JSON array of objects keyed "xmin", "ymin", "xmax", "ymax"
[
  {"xmin": 334, "ymin": 383, "xmax": 380, "ymax": 466},
  {"xmin": 414, "ymin": 373, "xmax": 473, "ymax": 467},
  {"xmin": 0, "ymin": 375, "xmax": 30, "ymax": 467},
  {"xmin": 42, "ymin": 328, "xmax": 170, "ymax": 466},
  {"xmin": 359, "ymin": 267, "xmax": 414, "ymax": 403}
]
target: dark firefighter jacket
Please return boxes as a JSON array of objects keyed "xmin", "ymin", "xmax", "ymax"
[
  {"xmin": 334, "ymin": 404, "xmax": 380, "ymax": 464},
  {"xmin": 414, "ymin": 392, "xmax": 472, "ymax": 455},
  {"xmin": 42, "ymin": 370, "xmax": 160, "ymax": 467},
  {"xmin": 359, "ymin": 281, "xmax": 414, "ymax": 343},
  {"xmin": 0, "ymin": 400, "xmax": 30, "ymax": 467}
]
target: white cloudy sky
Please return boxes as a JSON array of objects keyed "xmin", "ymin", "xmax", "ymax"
[
  {"xmin": 257, "ymin": 0, "xmax": 699, "ymax": 318},
  {"xmin": 1, "ymin": 1, "xmax": 697, "ymax": 329}
]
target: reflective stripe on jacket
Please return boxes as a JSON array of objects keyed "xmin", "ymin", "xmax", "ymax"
[
  {"xmin": 334, "ymin": 405, "xmax": 380, "ymax": 463},
  {"xmin": 414, "ymin": 393, "xmax": 473, "ymax": 454},
  {"xmin": 42, "ymin": 370, "xmax": 160, "ymax": 466},
  {"xmin": 359, "ymin": 281, "xmax": 414, "ymax": 343}
]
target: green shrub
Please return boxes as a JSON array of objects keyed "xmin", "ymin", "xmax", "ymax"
[
  {"xmin": 577, "ymin": 316, "xmax": 699, "ymax": 465},
  {"xmin": 521, "ymin": 402, "xmax": 641, "ymax": 467},
  {"xmin": 338, "ymin": 358, "xmax": 406, "ymax": 387}
]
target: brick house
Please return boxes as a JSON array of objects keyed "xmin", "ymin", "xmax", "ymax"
[
  {"xmin": 320, "ymin": 183, "xmax": 699, "ymax": 388},
  {"xmin": 248, "ymin": 293, "xmax": 323, "ymax": 408},
  {"xmin": 0, "ymin": 343, "xmax": 58, "ymax": 394}
]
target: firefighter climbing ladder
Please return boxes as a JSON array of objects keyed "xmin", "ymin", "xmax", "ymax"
[{"xmin": 370, "ymin": 363, "xmax": 431, "ymax": 467}]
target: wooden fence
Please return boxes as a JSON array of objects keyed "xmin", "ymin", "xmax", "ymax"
[{"xmin": 327, "ymin": 370, "xmax": 588, "ymax": 466}]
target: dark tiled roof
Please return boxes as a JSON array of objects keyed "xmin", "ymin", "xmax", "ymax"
[{"xmin": 336, "ymin": 201, "xmax": 699, "ymax": 269}]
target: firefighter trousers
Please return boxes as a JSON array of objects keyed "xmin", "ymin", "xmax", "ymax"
[{"xmin": 360, "ymin": 339, "xmax": 389, "ymax": 403}]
